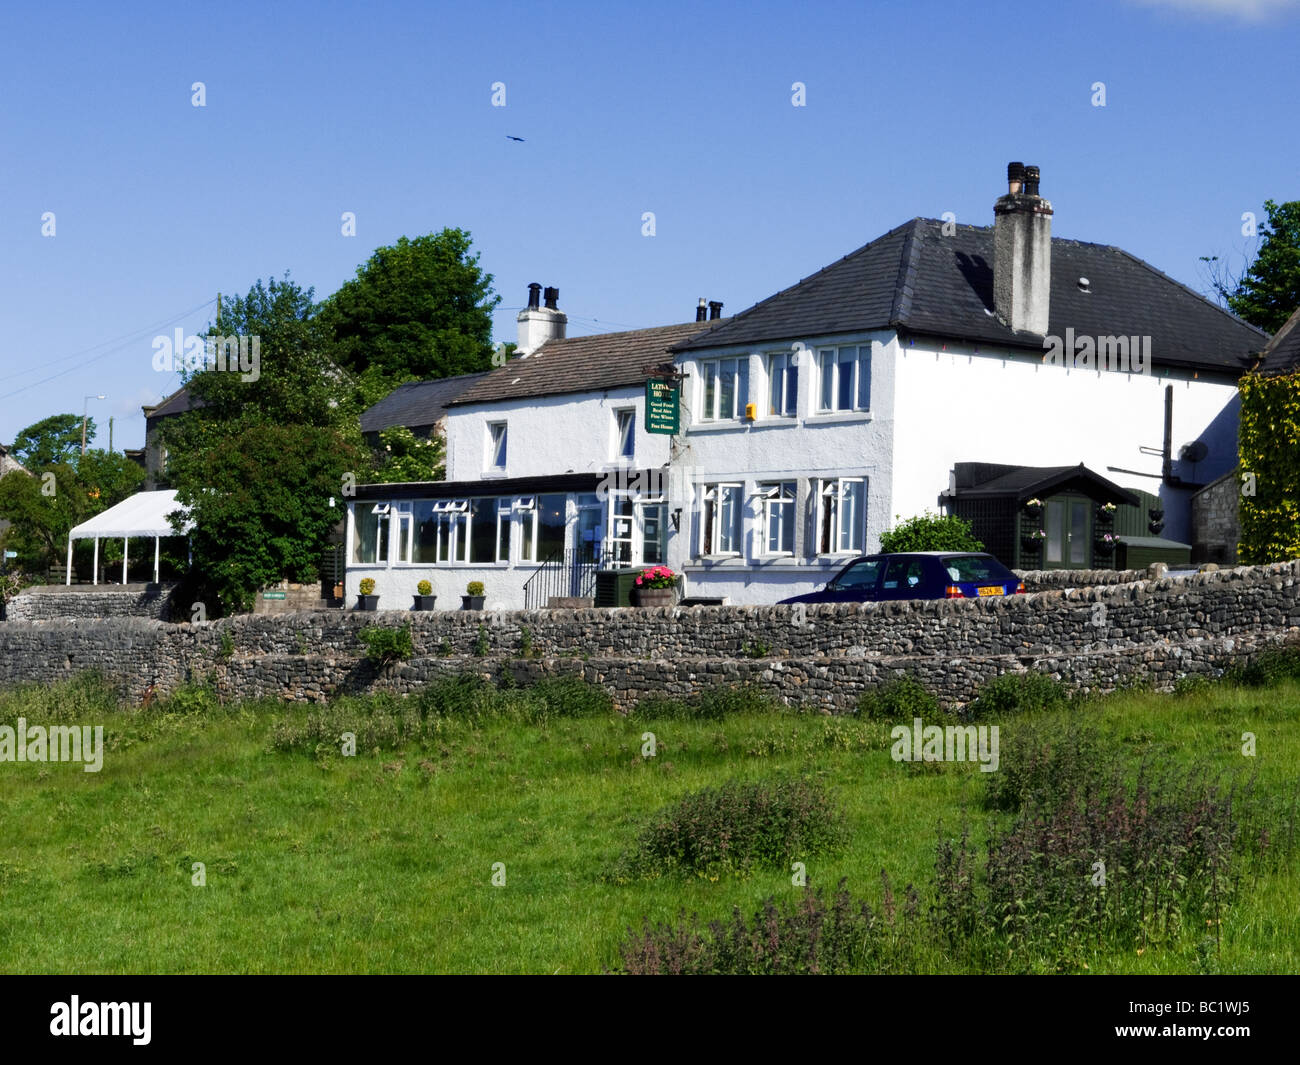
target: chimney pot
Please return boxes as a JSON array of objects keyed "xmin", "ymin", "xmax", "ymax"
[
  {"xmin": 1007, "ymin": 161, "xmax": 1026, "ymax": 194},
  {"xmin": 708, "ymin": 300, "xmax": 723, "ymax": 320},
  {"xmin": 526, "ymin": 282, "xmax": 541, "ymax": 310},
  {"xmin": 543, "ymin": 286, "xmax": 559, "ymax": 310},
  {"xmin": 1024, "ymin": 165, "xmax": 1041, "ymax": 197},
  {"xmin": 696, "ymin": 298, "xmax": 708, "ymax": 322}
]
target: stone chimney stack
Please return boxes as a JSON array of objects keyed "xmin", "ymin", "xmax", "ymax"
[
  {"xmin": 516, "ymin": 282, "xmax": 567, "ymax": 355},
  {"xmin": 993, "ymin": 161, "xmax": 1053, "ymax": 336}
]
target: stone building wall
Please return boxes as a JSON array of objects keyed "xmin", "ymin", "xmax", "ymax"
[{"xmin": 1191, "ymin": 469, "xmax": 1240, "ymax": 565}]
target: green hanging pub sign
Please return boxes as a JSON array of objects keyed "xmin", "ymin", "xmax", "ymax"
[{"xmin": 644, "ymin": 377, "xmax": 680, "ymax": 435}]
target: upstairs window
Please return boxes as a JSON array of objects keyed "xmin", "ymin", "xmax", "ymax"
[
  {"xmin": 700, "ymin": 357, "xmax": 749, "ymax": 421},
  {"xmin": 487, "ymin": 422, "xmax": 508, "ymax": 470},
  {"xmin": 614, "ymin": 408, "xmax": 635, "ymax": 459},
  {"xmin": 767, "ymin": 352, "xmax": 798, "ymax": 417},
  {"xmin": 818, "ymin": 346, "xmax": 871, "ymax": 412}
]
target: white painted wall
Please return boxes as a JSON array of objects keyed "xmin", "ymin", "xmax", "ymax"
[
  {"xmin": 445, "ymin": 386, "xmax": 670, "ymax": 482},
  {"xmin": 668, "ymin": 331, "xmax": 897, "ymax": 603},
  {"xmin": 890, "ymin": 341, "xmax": 1240, "ymax": 543}
]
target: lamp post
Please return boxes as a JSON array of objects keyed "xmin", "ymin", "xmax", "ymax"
[{"xmin": 81, "ymin": 394, "xmax": 106, "ymax": 456}]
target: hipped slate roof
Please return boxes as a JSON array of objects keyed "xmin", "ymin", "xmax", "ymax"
[
  {"xmin": 360, "ymin": 371, "xmax": 490, "ymax": 434},
  {"xmin": 672, "ymin": 218, "xmax": 1269, "ymax": 374},
  {"xmin": 143, "ymin": 386, "xmax": 198, "ymax": 420},
  {"xmin": 447, "ymin": 321, "xmax": 723, "ymax": 407},
  {"xmin": 1255, "ymin": 304, "xmax": 1300, "ymax": 376}
]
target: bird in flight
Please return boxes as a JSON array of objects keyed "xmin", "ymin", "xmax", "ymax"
[{"xmin": 506, "ymin": 135, "xmax": 524, "ymax": 142}]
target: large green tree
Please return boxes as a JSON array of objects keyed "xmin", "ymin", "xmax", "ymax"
[
  {"xmin": 320, "ymin": 230, "xmax": 500, "ymax": 385},
  {"xmin": 1204, "ymin": 199, "xmax": 1300, "ymax": 333},
  {"xmin": 10, "ymin": 413, "xmax": 95, "ymax": 469},
  {"xmin": 167, "ymin": 422, "xmax": 361, "ymax": 614}
]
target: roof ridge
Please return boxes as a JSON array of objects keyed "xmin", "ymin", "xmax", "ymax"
[{"xmin": 889, "ymin": 218, "xmax": 925, "ymax": 326}]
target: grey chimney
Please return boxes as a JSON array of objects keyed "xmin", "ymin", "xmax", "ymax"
[
  {"xmin": 696, "ymin": 298, "xmax": 708, "ymax": 322},
  {"xmin": 708, "ymin": 300, "xmax": 723, "ymax": 320},
  {"xmin": 517, "ymin": 282, "xmax": 567, "ymax": 355},
  {"xmin": 993, "ymin": 161, "xmax": 1053, "ymax": 335}
]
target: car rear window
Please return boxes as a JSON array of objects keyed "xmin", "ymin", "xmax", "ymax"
[
  {"xmin": 882, "ymin": 557, "xmax": 932, "ymax": 590},
  {"xmin": 942, "ymin": 555, "xmax": 1013, "ymax": 583}
]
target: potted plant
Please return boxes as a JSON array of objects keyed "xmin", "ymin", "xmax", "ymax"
[
  {"xmin": 632, "ymin": 565, "xmax": 678, "ymax": 608},
  {"xmin": 1094, "ymin": 531, "xmax": 1116, "ymax": 555},
  {"xmin": 356, "ymin": 577, "xmax": 379, "ymax": 611},
  {"xmin": 413, "ymin": 579, "xmax": 437, "ymax": 611},
  {"xmin": 1096, "ymin": 501, "xmax": 1117, "ymax": 524},
  {"xmin": 1022, "ymin": 497, "xmax": 1044, "ymax": 518},
  {"xmin": 462, "ymin": 580, "xmax": 486, "ymax": 611}
]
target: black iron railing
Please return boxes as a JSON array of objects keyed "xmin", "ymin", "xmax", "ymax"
[{"xmin": 523, "ymin": 547, "xmax": 612, "ymax": 609}]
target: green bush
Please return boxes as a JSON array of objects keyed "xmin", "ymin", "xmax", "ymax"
[
  {"xmin": 879, "ymin": 511, "xmax": 983, "ymax": 553},
  {"xmin": 1223, "ymin": 642, "xmax": 1300, "ymax": 687},
  {"xmin": 964, "ymin": 672, "xmax": 1067, "ymax": 721},
  {"xmin": 608, "ymin": 776, "xmax": 847, "ymax": 881},
  {"xmin": 631, "ymin": 684, "xmax": 777, "ymax": 720},
  {"xmin": 416, "ymin": 580, "xmax": 432, "ymax": 597},
  {"xmin": 358, "ymin": 623, "xmax": 414, "ymax": 666},
  {"xmin": 466, "ymin": 580, "xmax": 485, "ymax": 597},
  {"xmin": 856, "ymin": 675, "xmax": 939, "ymax": 720},
  {"xmin": 982, "ymin": 716, "xmax": 1106, "ymax": 813},
  {"xmin": 358, "ymin": 578, "xmax": 376, "ymax": 596}
]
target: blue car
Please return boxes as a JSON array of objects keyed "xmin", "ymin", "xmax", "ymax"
[{"xmin": 778, "ymin": 552, "xmax": 1026, "ymax": 604}]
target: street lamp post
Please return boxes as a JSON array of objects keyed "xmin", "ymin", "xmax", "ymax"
[{"xmin": 81, "ymin": 394, "xmax": 106, "ymax": 457}]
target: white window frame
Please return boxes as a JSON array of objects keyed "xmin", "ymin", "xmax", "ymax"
[
  {"xmin": 766, "ymin": 352, "xmax": 798, "ymax": 418},
  {"xmin": 487, "ymin": 421, "xmax": 508, "ymax": 471},
  {"xmin": 515, "ymin": 497, "xmax": 539, "ymax": 562},
  {"xmin": 613, "ymin": 408, "xmax": 636, "ymax": 460},
  {"xmin": 817, "ymin": 478, "xmax": 866, "ymax": 555},
  {"xmin": 817, "ymin": 345, "xmax": 871, "ymax": 413},
  {"xmin": 759, "ymin": 481, "xmax": 796, "ymax": 555},
  {"xmin": 699, "ymin": 482, "xmax": 744, "ymax": 556},
  {"xmin": 496, "ymin": 498, "xmax": 513, "ymax": 563},
  {"xmin": 698, "ymin": 357, "xmax": 750, "ymax": 421},
  {"xmin": 394, "ymin": 501, "xmax": 414, "ymax": 563}
]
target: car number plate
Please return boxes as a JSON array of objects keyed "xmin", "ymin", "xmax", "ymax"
[{"xmin": 977, "ymin": 586, "xmax": 1004, "ymax": 597}]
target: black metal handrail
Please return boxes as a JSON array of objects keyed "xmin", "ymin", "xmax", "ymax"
[{"xmin": 523, "ymin": 547, "xmax": 609, "ymax": 609}]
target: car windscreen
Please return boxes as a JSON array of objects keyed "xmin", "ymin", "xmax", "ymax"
[
  {"xmin": 942, "ymin": 555, "xmax": 1013, "ymax": 583},
  {"xmin": 835, "ymin": 559, "xmax": 882, "ymax": 588}
]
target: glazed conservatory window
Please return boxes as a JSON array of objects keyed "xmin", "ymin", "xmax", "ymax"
[{"xmin": 352, "ymin": 502, "xmax": 390, "ymax": 564}]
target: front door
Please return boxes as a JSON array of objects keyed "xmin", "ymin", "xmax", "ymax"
[{"xmin": 1044, "ymin": 495, "xmax": 1092, "ymax": 569}]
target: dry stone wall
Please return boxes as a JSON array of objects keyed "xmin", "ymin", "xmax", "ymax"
[{"xmin": 0, "ymin": 563, "xmax": 1296, "ymax": 712}]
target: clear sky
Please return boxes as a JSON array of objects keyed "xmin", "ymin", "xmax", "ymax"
[{"xmin": 1, "ymin": 0, "xmax": 1297, "ymax": 452}]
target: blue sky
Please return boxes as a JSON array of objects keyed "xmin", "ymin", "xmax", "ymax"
[{"xmin": 1, "ymin": 0, "xmax": 1297, "ymax": 452}]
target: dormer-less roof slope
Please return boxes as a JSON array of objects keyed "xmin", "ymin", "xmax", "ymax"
[
  {"xmin": 673, "ymin": 218, "xmax": 1268, "ymax": 374},
  {"xmin": 447, "ymin": 321, "xmax": 726, "ymax": 407},
  {"xmin": 143, "ymin": 386, "xmax": 200, "ymax": 420},
  {"xmin": 1254, "ymin": 304, "xmax": 1300, "ymax": 376},
  {"xmin": 360, "ymin": 371, "xmax": 491, "ymax": 434}
]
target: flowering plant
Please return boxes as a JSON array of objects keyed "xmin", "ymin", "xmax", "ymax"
[
  {"xmin": 635, "ymin": 565, "xmax": 676, "ymax": 589},
  {"xmin": 1025, "ymin": 498, "xmax": 1043, "ymax": 508},
  {"xmin": 1100, "ymin": 502, "xmax": 1117, "ymax": 513}
]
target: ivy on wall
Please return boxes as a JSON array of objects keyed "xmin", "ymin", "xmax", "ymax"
[{"xmin": 1238, "ymin": 370, "xmax": 1300, "ymax": 563}]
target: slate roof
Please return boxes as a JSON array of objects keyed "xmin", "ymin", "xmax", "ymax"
[
  {"xmin": 672, "ymin": 218, "xmax": 1269, "ymax": 374},
  {"xmin": 447, "ymin": 322, "xmax": 724, "ymax": 407},
  {"xmin": 1255, "ymin": 304, "xmax": 1300, "ymax": 375},
  {"xmin": 360, "ymin": 371, "xmax": 491, "ymax": 434},
  {"xmin": 945, "ymin": 462, "xmax": 1140, "ymax": 505},
  {"xmin": 143, "ymin": 386, "xmax": 199, "ymax": 421}
]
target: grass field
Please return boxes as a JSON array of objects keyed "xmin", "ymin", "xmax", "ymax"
[{"xmin": 0, "ymin": 670, "xmax": 1297, "ymax": 974}]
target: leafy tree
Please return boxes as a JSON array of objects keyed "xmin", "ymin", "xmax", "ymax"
[
  {"xmin": 0, "ymin": 450, "xmax": 143, "ymax": 572},
  {"xmin": 182, "ymin": 274, "xmax": 341, "ymax": 429},
  {"xmin": 10, "ymin": 413, "xmax": 94, "ymax": 469},
  {"xmin": 1202, "ymin": 199, "xmax": 1300, "ymax": 333},
  {"xmin": 167, "ymin": 421, "xmax": 362, "ymax": 614},
  {"xmin": 370, "ymin": 425, "xmax": 445, "ymax": 484},
  {"xmin": 321, "ymin": 230, "xmax": 500, "ymax": 384},
  {"xmin": 879, "ymin": 511, "xmax": 984, "ymax": 554}
]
